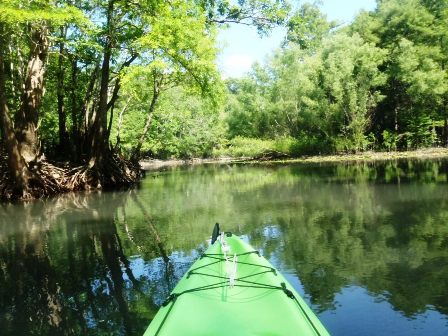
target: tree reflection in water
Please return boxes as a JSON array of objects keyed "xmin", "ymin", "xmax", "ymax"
[
  {"xmin": 0, "ymin": 192, "xmax": 190, "ymax": 335},
  {"xmin": 1, "ymin": 159, "xmax": 448, "ymax": 335}
]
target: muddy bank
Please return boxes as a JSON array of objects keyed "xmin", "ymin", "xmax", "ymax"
[
  {"xmin": 140, "ymin": 148, "xmax": 448, "ymax": 171},
  {"xmin": 139, "ymin": 157, "xmax": 242, "ymax": 171}
]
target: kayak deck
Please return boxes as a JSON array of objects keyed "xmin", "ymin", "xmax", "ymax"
[{"xmin": 144, "ymin": 233, "xmax": 330, "ymax": 336}]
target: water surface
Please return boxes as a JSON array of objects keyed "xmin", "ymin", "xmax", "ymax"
[{"xmin": 1, "ymin": 159, "xmax": 448, "ymax": 335}]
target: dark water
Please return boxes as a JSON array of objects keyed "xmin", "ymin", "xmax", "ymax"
[{"xmin": 1, "ymin": 159, "xmax": 448, "ymax": 335}]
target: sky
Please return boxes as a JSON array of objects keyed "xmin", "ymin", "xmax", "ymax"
[{"xmin": 217, "ymin": 0, "xmax": 377, "ymax": 78}]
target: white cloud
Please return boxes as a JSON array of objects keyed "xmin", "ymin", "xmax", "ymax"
[{"xmin": 220, "ymin": 54, "xmax": 254, "ymax": 79}]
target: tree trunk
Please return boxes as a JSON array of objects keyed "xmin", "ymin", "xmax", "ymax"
[
  {"xmin": 70, "ymin": 57, "xmax": 80, "ymax": 161},
  {"xmin": 7, "ymin": 43, "xmax": 17, "ymax": 100},
  {"xmin": 15, "ymin": 26, "xmax": 49, "ymax": 163},
  {"xmin": 57, "ymin": 27, "xmax": 69, "ymax": 154},
  {"xmin": 0, "ymin": 47, "xmax": 30, "ymax": 197},
  {"xmin": 80, "ymin": 62, "xmax": 100, "ymax": 159},
  {"xmin": 104, "ymin": 54, "xmax": 138, "ymax": 142},
  {"xmin": 132, "ymin": 78, "xmax": 160, "ymax": 159},
  {"xmin": 444, "ymin": 112, "xmax": 448, "ymax": 147},
  {"xmin": 63, "ymin": 0, "xmax": 141, "ymax": 190},
  {"xmin": 106, "ymin": 104, "xmax": 114, "ymax": 141},
  {"xmin": 133, "ymin": 97, "xmax": 157, "ymax": 159},
  {"xmin": 1, "ymin": 24, "xmax": 66, "ymax": 200},
  {"xmin": 90, "ymin": 0, "xmax": 114, "ymax": 168},
  {"xmin": 115, "ymin": 96, "xmax": 131, "ymax": 147}
]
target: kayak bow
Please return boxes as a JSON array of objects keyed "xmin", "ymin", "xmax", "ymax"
[{"xmin": 144, "ymin": 225, "xmax": 330, "ymax": 336}]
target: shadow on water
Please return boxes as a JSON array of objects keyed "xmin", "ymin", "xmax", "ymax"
[{"xmin": 1, "ymin": 158, "xmax": 448, "ymax": 335}]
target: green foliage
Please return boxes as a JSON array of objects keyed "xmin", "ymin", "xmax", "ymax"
[
  {"xmin": 285, "ymin": 2, "xmax": 337, "ymax": 50},
  {"xmin": 223, "ymin": 0, "xmax": 448, "ymax": 156},
  {"xmin": 212, "ymin": 135, "xmax": 330, "ymax": 158},
  {"xmin": 135, "ymin": 0, "xmax": 222, "ymax": 99},
  {"xmin": 0, "ymin": 0, "xmax": 88, "ymax": 25},
  {"xmin": 148, "ymin": 90, "xmax": 226, "ymax": 159},
  {"xmin": 382, "ymin": 130, "xmax": 398, "ymax": 151},
  {"xmin": 225, "ymin": 30, "xmax": 386, "ymax": 154},
  {"xmin": 351, "ymin": 0, "xmax": 448, "ymax": 148},
  {"xmin": 3, "ymin": 0, "xmax": 448, "ymax": 164},
  {"xmin": 197, "ymin": 0, "xmax": 290, "ymax": 34},
  {"xmin": 397, "ymin": 39, "xmax": 447, "ymax": 102},
  {"xmin": 115, "ymin": 87, "xmax": 226, "ymax": 159},
  {"xmin": 213, "ymin": 136, "xmax": 277, "ymax": 157},
  {"xmin": 317, "ymin": 33, "xmax": 387, "ymax": 151},
  {"xmin": 225, "ymin": 76, "xmax": 272, "ymax": 139},
  {"xmin": 403, "ymin": 115, "xmax": 437, "ymax": 148}
]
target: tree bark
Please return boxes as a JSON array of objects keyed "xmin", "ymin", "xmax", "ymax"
[
  {"xmin": 133, "ymin": 99, "xmax": 156, "ymax": 157},
  {"xmin": 70, "ymin": 57, "xmax": 80, "ymax": 161},
  {"xmin": 104, "ymin": 54, "xmax": 138, "ymax": 142},
  {"xmin": 132, "ymin": 77, "xmax": 160, "ymax": 159},
  {"xmin": 115, "ymin": 96, "xmax": 131, "ymax": 147},
  {"xmin": 70, "ymin": 58, "xmax": 78, "ymax": 136},
  {"xmin": 57, "ymin": 27, "xmax": 69, "ymax": 153},
  {"xmin": 80, "ymin": 62, "xmax": 100, "ymax": 159},
  {"xmin": 0, "ymin": 47, "xmax": 30, "ymax": 196},
  {"xmin": 106, "ymin": 54, "xmax": 138, "ymax": 113},
  {"xmin": 15, "ymin": 25, "xmax": 49, "ymax": 163},
  {"xmin": 444, "ymin": 107, "xmax": 448, "ymax": 147},
  {"xmin": 90, "ymin": 0, "xmax": 114, "ymax": 168},
  {"xmin": 7, "ymin": 43, "xmax": 17, "ymax": 100}
]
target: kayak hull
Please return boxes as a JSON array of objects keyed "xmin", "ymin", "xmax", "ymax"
[{"xmin": 144, "ymin": 233, "xmax": 330, "ymax": 336}]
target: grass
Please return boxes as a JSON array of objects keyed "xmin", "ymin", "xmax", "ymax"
[
  {"xmin": 212, "ymin": 137, "xmax": 278, "ymax": 158},
  {"xmin": 141, "ymin": 137, "xmax": 448, "ymax": 171},
  {"xmin": 212, "ymin": 136, "xmax": 326, "ymax": 158},
  {"xmin": 211, "ymin": 136, "xmax": 448, "ymax": 163},
  {"xmin": 283, "ymin": 147, "xmax": 448, "ymax": 164}
]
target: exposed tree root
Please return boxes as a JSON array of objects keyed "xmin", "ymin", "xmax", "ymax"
[
  {"xmin": 0, "ymin": 147, "xmax": 142, "ymax": 201},
  {"xmin": 65, "ymin": 151, "xmax": 142, "ymax": 191},
  {"xmin": 28, "ymin": 160, "xmax": 68, "ymax": 194},
  {"xmin": 0, "ymin": 156, "xmax": 68, "ymax": 201}
]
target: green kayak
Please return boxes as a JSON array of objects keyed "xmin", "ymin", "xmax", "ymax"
[{"xmin": 144, "ymin": 225, "xmax": 330, "ymax": 336}]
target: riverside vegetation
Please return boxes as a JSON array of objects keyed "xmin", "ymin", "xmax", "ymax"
[{"xmin": 1, "ymin": 0, "xmax": 447, "ymax": 200}]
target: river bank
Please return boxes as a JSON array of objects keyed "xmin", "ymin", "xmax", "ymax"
[{"xmin": 140, "ymin": 147, "xmax": 448, "ymax": 171}]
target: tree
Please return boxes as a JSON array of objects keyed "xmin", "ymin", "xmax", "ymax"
[
  {"xmin": 223, "ymin": 0, "xmax": 448, "ymax": 153},
  {"xmin": 123, "ymin": 0, "xmax": 222, "ymax": 160},
  {"xmin": 315, "ymin": 33, "xmax": 386, "ymax": 151},
  {"xmin": 285, "ymin": 1, "xmax": 337, "ymax": 50},
  {"xmin": 225, "ymin": 32, "xmax": 386, "ymax": 153},
  {"xmin": 421, "ymin": 0, "xmax": 448, "ymax": 145},
  {"xmin": 198, "ymin": 0, "xmax": 290, "ymax": 34},
  {"xmin": 351, "ymin": 0, "xmax": 448, "ymax": 148},
  {"xmin": 0, "ymin": 0, "xmax": 87, "ymax": 199},
  {"xmin": 225, "ymin": 73, "xmax": 273, "ymax": 139}
]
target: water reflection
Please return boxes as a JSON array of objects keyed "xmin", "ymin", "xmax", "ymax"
[
  {"xmin": 0, "ymin": 192, "xmax": 190, "ymax": 336},
  {"xmin": 1, "ymin": 159, "xmax": 448, "ymax": 335}
]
